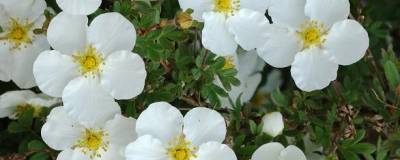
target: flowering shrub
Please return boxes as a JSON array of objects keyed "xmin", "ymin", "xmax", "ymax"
[{"xmin": 0, "ymin": 0, "xmax": 399, "ymax": 160}]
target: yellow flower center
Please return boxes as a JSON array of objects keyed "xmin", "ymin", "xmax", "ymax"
[
  {"xmin": 167, "ymin": 135, "xmax": 197, "ymax": 160},
  {"xmin": 1, "ymin": 18, "xmax": 34, "ymax": 50},
  {"xmin": 73, "ymin": 129, "xmax": 109, "ymax": 159},
  {"xmin": 214, "ymin": 0, "xmax": 239, "ymax": 15},
  {"xmin": 14, "ymin": 104, "xmax": 42, "ymax": 118},
  {"xmin": 73, "ymin": 46, "xmax": 104, "ymax": 77},
  {"xmin": 297, "ymin": 20, "xmax": 328, "ymax": 50},
  {"xmin": 223, "ymin": 56, "xmax": 235, "ymax": 69}
]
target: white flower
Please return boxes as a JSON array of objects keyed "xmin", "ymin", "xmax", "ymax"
[
  {"xmin": 257, "ymin": 0, "xmax": 369, "ymax": 91},
  {"xmin": 0, "ymin": 90, "xmax": 59, "ymax": 119},
  {"xmin": 178, "ymin": 0, "xmax": 270, "ymax": 56},
  {"xmin": 252, "ymin": 142, "xmax": 307, "ymax": 160},
  {"xmin": 261, "ymin": 112, "xmax": 284, "ymax": 137},
  {"xmin": 0, "ymin": 0, "xmax": 50, "ymax": 88},
  {"xmin": 125, "ymin": 102, "xmax": 237, "ymax": 160},
  {"xmin": 33, "ymin": 12, "xmax": 146, "ymax": 124},
  {"xmin": 56, "ymin": 0, "xmax": 102, "ymax": 15},
  {"xmin": 215, "ymin": 50, "xmax": 264, "ymax": 108},
  {"xmin": 41, "ymin": 107, "xmax": 137, "ymax": 160}
]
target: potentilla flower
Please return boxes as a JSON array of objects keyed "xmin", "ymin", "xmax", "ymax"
[
  {"xmin": 56, "ymin": 0, "xmax": 102, "ymax": 15},
  {"xmin": 261, "ymin": 112, "xmax": 284, "ymax": 137},
  {"xmin": 41, "ymin": 107, "xmax": 137, "ymax": 160},
  {"xmin": 125, "ymin": 102, "xmax": 237, "ymax": 160},
  {"xmin": 252, "ymin": 142, "xmax": 307, "ymax": 160},
  {"xmin": 178, "ymin": 0, "xmax": 270, "ymax": 56},
  {"xmin": 0, "ymin": 0, "xmax": 50, "ymax": 88},
  {"xmin": 215, "ymin": 50, "xmax": 264, "ymax": 108},
  {"xmin": 304, "ymin": 134, "xmax": 325, "ymax": 160},
  {"xmin": 257, "ymin": 0, "xmax": 369, "ymax": 91},
  {"xmin": 0, "ymin": 90, "xmax": 59, "ymax": 119},
  {"xmin": 33, "ymin": 12, "xmax": 146, "ymax": 123}
]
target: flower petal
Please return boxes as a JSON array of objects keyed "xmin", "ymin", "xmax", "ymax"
[
  {"xmin": 33, "ymin": 50, "xmax": 79, "ymax": 97},
  {"xmin": 125, "ymin": 135, "xmax": 168, "ymax": 160},
  {"xmin": 237, "ymin": 51, "xmax": 263, "ymax": 78},
  {"xmin": 290, "ymin": 48, "xmax": 338, "ymax": 92},
  {"xmin": 251, "ymin": 142, "xmax": 284, "ymax": 160},
  {"xmin": 136, "ymin": 102, "xmax": 183, "ymax": 144},
  {"xmin": 183, "ymin": 107, "xmax": 227, "ymax": 146},
  {"xmin": 257, "ymin": 25, "xmax": 300, "ymax": 68},
  {"xmin": 57, "ymin": 149, "xmax": 88, "ymax": 160},
  {"xmin": 0, "ymin": 43, "xmax": 12, "ymax": 82},
  {"xmin": 241, "ymin": 73, "xmax": 262, "ymax": 103},
  {"xmin": 261, "ymin": 112, "xmax": 284, "ymax": 137},
  {"xmin": 195, "ymin": 142, "xmax": 237, "ymax": 160},
  {"xmin": 0, "ymin": 0, "xmax": 46, "ymax": 21},
  {"xmin": 202, "ymin": 12, "xmax": 237, "ymax": 56},
  {"xmin": 104, "ymin": 114, "xmax": 137, "ymax": 146},
  {"xmin": 11, "ymin": 35, "xmax": 50, "ymax": 89},
  {"xmin": 227, "ymin": 9, "xmax": 270, "ymax": 51},
  {"xmin": 325, "ymin": 20, "xmax": 369, "ymax": 65},
  {"xmin": 100, "ymin": 51, "xmax": 146, "ymax": 99},
  {"xmin": 101, "ymin": 145, "xmax": 126, "ymax": 160},
  {"xmin": 268, "ymin": 0, "xmax": 307, "ymax": 28},
  {"xmin": 62, "ymin": 77, "xmax": 121, "ymax": 126},
  {"xmin": 47, "ymin": 12, "xmax": 87, "ymax": 55},
  {"xmin": 0, "ymin": 90, "xmax": 36, "ymax": 118},
  {"xmin": 56, "ymin": 0, "xmax": 101, "ymax": 15},
  {"xmin": 304, "ymin": 0, "xmax": 350, "ymax": 27},
  {"xmin": 88, "ymin": 12, "xmax": 136, "ymax": 56},
  {"xmin": 240, "ymin": 0, "xmax": 270, "ymax": 13},
  {"xmin": 41, "ymin": 107, "xmax": 83, "ymax": 150},
  {"xmin": 280, "ymin": 145, "xmax": 307, "ymax": 160},
  {"xmin": 178, "ymin": 0, "xmax": 213, "ymax": 21}
]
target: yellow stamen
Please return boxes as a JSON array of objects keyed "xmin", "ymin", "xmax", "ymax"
[
  {"xmin": 73, "ymin": 129, "xmax": 109, "ymax": 159},
  {"xmin": 2, "ymin": 18, "xmax": 34, "ymax": 50},
  {"xmin": 223, "ymin": 56, "xmax": 235, "ymax": 69},
  {"xmin": 73, "ymin": 46, "xmax": 104, "ymax": 77},
  {"xmin": 297, "ymin": 20, "xmax": 328, "ymax": 50},
  {"xmin": 213, "ymin": 0, "xmax": 240, "ymax": 15},
  {"xmin": 167, "ymin": 135, "xmax": 197, "ymax": 160}
]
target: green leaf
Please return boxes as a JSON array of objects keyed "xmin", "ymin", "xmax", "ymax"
[
  {"xmin": 29, "ymin": 152, "xmax": 49, "ymax": 160},
  {"xmin": 383, "ymin": 60, "xmax": 400, "ymax": 90},
  {"xmin": 28, "ymin": 140, "xmax": 46, "ymax": 150}
]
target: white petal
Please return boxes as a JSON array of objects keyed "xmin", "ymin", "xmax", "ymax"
[
  {"xmin": 0, "ymin": 90, "xmax": 36, "ymax": 118},
  {"xmin": 268, "ymin": 0, "xmax": 307, "ymax": 28},
  {"xmin": 227, "ymin": 9, "xmax": 270, "ymax": 51},
  {"xmin": 41, "ymin": 107, "xmax": 83, "ymax": 150},
  {"xmin": 241, "ymin": 73, "xmax": 262, "ymax": 103},
  {"xmin": 183, "ymin": 107, "xmax": 227, "ymax": 146},
  {"xmin": 62, "ymin": 77, "xmax": 121, "ymax": 126},
  {"xmin": 178, "ymin": 0, "xmax": 213, "ymax": 21},
  {"xmin": 280, "ymin": 145, "xmax": 307, "ymax": 160},
  {"xmin": 237, "ymin": 51, "xmax": 262, "ymax": 78},
  {"xmin": 202, "ymin": 12, "xmax": 237, "ymax": 56},
  {"xmin": 257, "ymin": 25, "xmax": 300, "ymax": 68},
  {"xmin": 304, "ymin": 0, "xmax": 350, "ymax": 27},
  {"xmin": 325, "ymin": 20, "xmax": 369, "ymax": 65},
  {"xmin": 47, "ymin": 12, "xmax": 88, "ymax": 55},
  {"xmin": 88, "ymin": 12, "xmax": 136, "ymax": 56},
  {"xmin": 0, "ymin": 4, "xmax": 9, "ymax": 28},
  {"xmin": 125, "ymin": 135, "xmax": 168, "ymax": 160},
  {"xmin": 136, "ymin": 102, "xmax": 183, "ymax": 144},
  {"xmin": 57, "ymin": 149, "xmax": 88, "ymax": 160},
  {"xmin": 100, "ymin": 145, "xmax": 126, "ymax": 160},
  {"xmin": 101, "ymin": 51, "xmax": 146, "ymax": 99},
  {"xmin": 195, "ymin": 142, "xmax": 237, "ymax": 160},
  {"xmin": 251, "ymin": 142, "xmax": 284, "ymax": 160},
  {"xmin": 11, "ymin": 35, "xmax": 50, "ymax": 89},
  {"xmin": 0, "ymin": 43, "xmax": 12, "ymax": 82},
  {"xmin": 104, "ymin": 114, "xmax": 137, "ymax": 146},
  {"xmin": 56, "ymin": 0, "xmax": 101, "ymax": 15},
  {"xmin": 0, "ymin": 0, "xmax": 46, "ymax": 21},
  {"xmin": 261, "ymin": 112, "xmax": 284, "ymax": 137},
  {"xmin": 240, "ymin": 0, "xmax": 270, "ymax": 13},
  {"xmin": 290, "ymin": 48, "xmax": 338, "ymax": 92},
  {"xmin": 33, "ymin": 50, "xmax": 79, "ymax": 97}
]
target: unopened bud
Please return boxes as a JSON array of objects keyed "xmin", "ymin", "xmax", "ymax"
[{"xmin": 176, "ymin": 11, "xmax": 193, "ymax": 29}]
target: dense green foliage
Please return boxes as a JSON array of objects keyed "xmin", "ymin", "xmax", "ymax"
[{"xmin": 0, "ymin": 0, "xmax": 400, "ymax": 159}]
